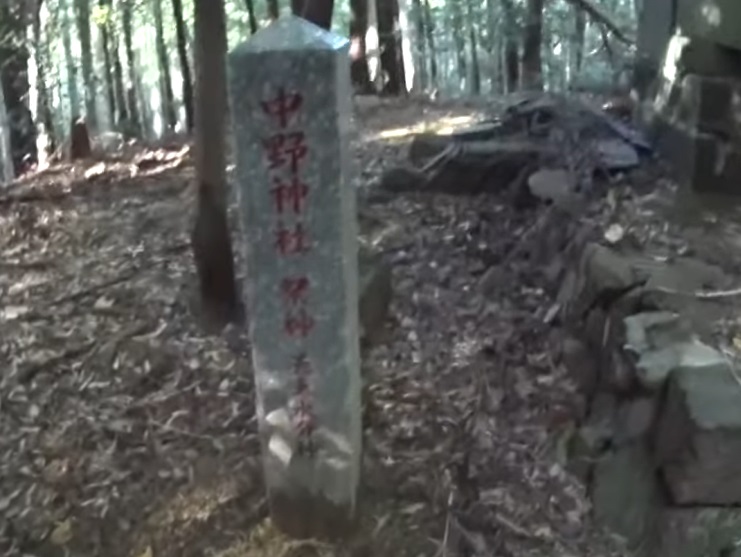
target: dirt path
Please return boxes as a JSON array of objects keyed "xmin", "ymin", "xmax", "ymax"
[{"xmin": 0, "ymin": 98, "xmax": 626, "ymax": 557}]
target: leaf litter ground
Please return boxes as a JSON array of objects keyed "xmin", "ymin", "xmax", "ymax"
[{"xmin": 0, "ymin": 97, "xmax": 638, "ymax": 557}]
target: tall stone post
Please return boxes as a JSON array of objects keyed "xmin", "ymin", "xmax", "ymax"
[{"xmin": 227, "ymin": 16, "xmax": 361, "ymax": 539}]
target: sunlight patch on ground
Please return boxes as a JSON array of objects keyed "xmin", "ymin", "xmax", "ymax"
[
  {"xmin": 371, "ymin": 114, "xmax": 478, "ymax": 142},
  {"xmin": 148, "ymin": 477, "xmax": 242, "ymax": 527},
  {"xmin": 452, "ymin": 336, "xmax": 481, "ymax": 368}
]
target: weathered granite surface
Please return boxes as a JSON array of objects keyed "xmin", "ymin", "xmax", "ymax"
[{"xmin": 656, "ymin": 363, "xmax": 741, "ymax": 504}]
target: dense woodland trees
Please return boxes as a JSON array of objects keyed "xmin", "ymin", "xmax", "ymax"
[
  {"xmin": 0, "ymin": 0, "xmax": 638, "ymax": 172},
  {"xmin": 0, "ymin": 0, "xmax": 638, "ymax": 327}
]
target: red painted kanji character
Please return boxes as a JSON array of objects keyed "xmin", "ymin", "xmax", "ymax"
[
  {"xmin": 261, "ymin": 132, "xmax": 308, "ymax": 173},
  {"xmin": 284, "ymin": 307, "xmax": 315, "ymax": 338},
  {"xmin": 261, "ymin": 87, "xmax": 303, "ymax": 129},
  {"xmin": 272, "ymin": 175, "xmax": 309, "ymax": 215},
  {"xmin": 294, "ymin": 397, "xmax": 315, "ymax": 433},
  {"xmin": 292, "ymin": 391, "xmax": 317, "ymax": 456},
  {"xmin": 275, "ymin": 222, "xmax": 310, "ymax": 255},
  {"xmin": 281, "ymin": 276, "xmax": 310, "ymax": 306}
]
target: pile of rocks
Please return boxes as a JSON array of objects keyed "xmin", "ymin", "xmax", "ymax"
[{"xmin": 557, "ymin": 238, "xmax": 741, "ymax": 556}]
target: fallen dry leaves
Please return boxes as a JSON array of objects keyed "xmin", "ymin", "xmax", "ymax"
[{"xmin": 0, "ymin": 96, "xmax": 677, "ymax": 557}]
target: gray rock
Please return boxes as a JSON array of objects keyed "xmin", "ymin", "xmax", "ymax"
[
  {"xmin": 592, "ymin": 444, "xmax": 662, "ymax": 555},
  {"xmin": 583, "ymin": 243, "xmax": 636, "ymax": 295},
  {"xmin": 527, "ymin": 169, "xmax": 579, "ymax": 208},
  {"xmin": 623, "ymin": 311, "xmax": 692, "ymax": 354},
  {"xmin": 655, "ymin": 359, "xmax": 741, "ymax": 504},
  {"xmin": 561, "ymin": 336, "xmax": 599, "ymax": 396},
  {"xmin": 595, "ymin": 138, "xmax": 639, "ymax": 170},
  {"xmin": 615, "ymin": 398, "xmax": 657, "ymax": 446},
  {"xmin": 634, "ymin": 338, "xmax": 729, "ymax": 391},
  {"xmin": 658, "ymin": 508, "xmax": 741, "ymax": 557}
]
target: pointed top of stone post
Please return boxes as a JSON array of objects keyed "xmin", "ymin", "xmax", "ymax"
[{"xmin": 232, "ymin": 15, "xmax": 348, "ymax": 54}]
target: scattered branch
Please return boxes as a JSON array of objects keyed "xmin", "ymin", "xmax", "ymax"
[{"xmin": 564, "ymin": 0, "xmax": 634, "ymax": 45}]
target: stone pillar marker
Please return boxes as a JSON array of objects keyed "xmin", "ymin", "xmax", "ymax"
[{"xmin": 227, "ymin": 16, "xmax": 361, "ymax": 539}]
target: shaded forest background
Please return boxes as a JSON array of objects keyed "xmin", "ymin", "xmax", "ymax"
[{"xmin": 0, "ymin": 0, "xmax": 638, "ymax": 178}]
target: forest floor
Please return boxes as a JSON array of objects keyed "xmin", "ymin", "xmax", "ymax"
[{"xmin": 0, "ymin": 97, "xmax": 640, "ymax": 557}]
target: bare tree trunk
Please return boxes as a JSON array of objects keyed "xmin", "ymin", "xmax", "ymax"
[
  {"xmin": 98, "ymin": 0, "xmax": 116, "ymax": 123},
  {"xmin": 377, "ymin": 0, "xmax": 405, "ymax": 94},
  {"xmin": 111, "ymin": 26, "xmax": 128, "ymax": 127},
  {"xmin": 121, "ymin": 0, "xmax": 141, "ymax": 136},
  {"xmin": 349, "ymin": 0, "xmax": 373, "ymax": 92},
  {"xmin": 74, "ymin": 0, "xmax": 97, "ymax": 130},
  {"xmin": 267, "ymin": 0, "xmax": 279, "ymax": 19},
  {"xmin": 60, "ymin": 0, "xmax": 80, "ymax": 117},
  {"xmin": 521, "ymin": 0, "xmax": 544, "ymax": 90},
  {"xmin": 484, "ymin": 0, "xmax": 496, "ymax": 90},
  {"xmin": 501, "ymin": 0, "xmax": 519, "ymax": 92},
  {"xmin": 423, "ymin": 0, "xmax": 437, "ymax": 86},
  {"xmin": 0, "ymin": 0, "xmax": 37, "ymax": 174},
  {"xmin": 574, "ymin": 7, "xmax": 585, "ymax": 76},
  {"xmin": 172, "ymin": 0, "xmax": 195, "ymax": 131},
  {"xmin": 153, "ymin": 0, "xmax": 177, "ymax": 131},
  {"xmin": 192, "ymin": 0, "xmax": 240, "ymax": 330},
  {"xmin": 244, "ymin": 0, "xmax": 258, "ymax": 33},
  {"xmin": 465, "ymin": 0, "xmax": 480, "ymax": 94},
  {"xmin": 291, "ymin": 0, "xmax": 334, "ymax": 29},
  {"xmin": 411, "ymin": 0, "xmax": 428, "ymax": 90},
  {"xmin": 449, "ymin": 0, "xmax": 467, "ymax": 87},
  {"xmin": 34, "ymin": 0, "xmax": 56, "ymax": 154}
]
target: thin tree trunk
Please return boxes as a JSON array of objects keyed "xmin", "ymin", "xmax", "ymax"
[
  {"xmin": 172, "ymin": 0, "xmax": 195, "ymax": 131},
  {"xmin": 74, "ymin": 0, "xmax": 97, "ymax": 130},
  {"xmin": 121, "ymin": 0, "xmax": 141, "ymax": 135},
  {"xmin": 111, "ymin": 26, "xmax": 128, "ymax": 127},
  {"xmin": 192, "ymin": 0, "xmax": 240, "ymax": 329},
  {"xmin": 423, "ymin": 0, "xmax": 437, "ymax": 86},
  {"xmin": 0, "ymin": 1, "xmax": 37, "ymax": 174},
  {"xmin": 501, "ymin": 0, "xmax": 518, "ymax": 92},
  {"xmin": 449, "ymin": 0, "xmax": 467, "ymax": 88},
  {"xmin": 484, "ymin": 0, "xmax": 496, "ymax": 90},
  {"xmin": 411, "ymin": 0, "xmax": 427, "ymax": 90},
  {"xmin": 397, "ymin": 0, "xmax": 415, "ymax": 92},
  {"xmin": 521, "ymin": 0, "xmax": 544, "ymax": 90},
  {"xmin": 98, "ymin": 0, "xmax": 116, "ymax": 122},
  {"xmin": 60, "ymin": 0, "xmax": 80, "ymax": 117},
  {"xmin": 34, "ymin": 0, "xmax": 56, "ymax": 154},
  {"xmin": 267, "ymin": 0, "xmax": 279, "ymax": 19},
  {"xmin": 153, "ymin": 0, "xmax": 177, "ymax": 131},
  {"xmin": 465, "ymin": 0, "xmax": 480, "ymax": 94},
  {"xmin": 573, "ymin": 7, "xmax": 585, "ymax": 76},
  {"xmin": 349, "ymin": 0, "xmax": 373, "ymax": 92},
  {"xmin": 377, "ymin": 0, "xmax": 405, "ymax": 94},
  {"xmin": 367, "ymin": 0, "xmax": 382, "ymax": 89},
  {"xmin": 244, "ymin": 0, "xmax": 258, "ymax": 33}
]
